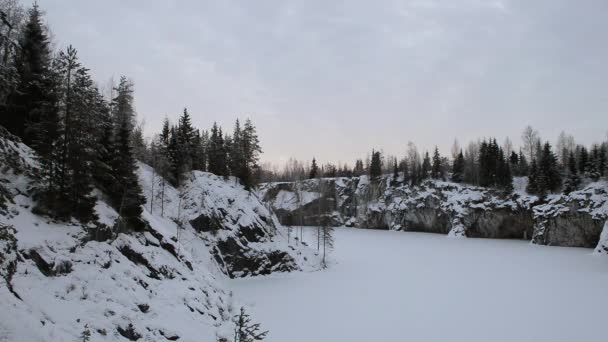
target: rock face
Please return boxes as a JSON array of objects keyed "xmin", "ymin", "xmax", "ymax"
[
  {"xmin": 259, "ymin": 176, "xmax": 608, "ymax": 248},
  {"xmin": 137, "ymin": 166, "xmax": 319, "ymax": 278},
  {"xmin": 531, "ymin": 187, "xmax": 608, "ymax": 247}
]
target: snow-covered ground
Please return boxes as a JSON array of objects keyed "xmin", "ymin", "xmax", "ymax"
[{"xmin": 230, "ymin": 227, "xmax": 608, "ymax": 342}]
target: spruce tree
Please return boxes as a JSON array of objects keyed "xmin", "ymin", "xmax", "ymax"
[
  {"xmin": 598, "ymin": 146, "xmax": 606, "ymax": 177},
  {"xmin": 92, "ymin": 98, "xmax": 115, "ymax": 196},
  {"xmin": 526, "ymin": 160, "xmax": 539, "ymax": 195},
  {"xmin": 539, "ymin": 142, "xmax": 561, "ymax": 192},
  {"xmin": 518, "ymin": 150, "xmax": 529, "ymax": 176},
  {"xmin": 177, "ymin": 108, "xmax": 195, "ymax": 173},
  {"xmin": 578, "ymin": 146, "xmax": 588, "ymax": 175},
  {"xmin": 421, "ymin": 152, "xmax": 431, "ymax": 180},
  {"xmin": 46, "ymin": 46, "xmax": 97, "ymax": 222},
  {"xmin": 353, "ymin": 159, "xmax": 364, "ymax": 176},
  {"xmin": 369, "ymin": 150, "xmax": 382, "ymax": 179},
  {"xmin": 563, "ymin": 151, "xmax": 580, "ymax": 194},
  {"xmin": 110, "ymin": 76, "xmax": 145, "ymax": 231},
  {"xmin": 233, "ymin": 307, "xmax": 268, "ymax": 342},
  {"xmin": 3, "ymin": 3, "xmax": 53, "ymax": 145},
  {"xmin": 241, "ymin": 119, "xmax": 262, "ymax": 188},
  {"xmin": 229, "ymin": 119, "xmax": 244, "ymax": 181},
  {"xmin": 112, "ymin": 110, "xmax": 146, "ymax": 231},
  {"xmin": 392, "ymin": 160, "xmax": 399, "ymax": 183},
  {"xmin": 452, "ymin": 150, "xmax": 465, "ymax": 183},
  {"xmin": 309, "ymin": 157, "xmax": 318, "ymax": 179},
  {"xmin": 207, "ymin": 122, "xmax": 220, "ymax": 175},
  {"xmin": 401, "ymin": 159, "xmax": 409, "ymax": 183},
  {"xmin": 586, "ymin": 145, "xmax": 600, "ymax": 180},
  {"xmin": 431, "ymin": 146, "xmax": 441, "ymax": 179}
]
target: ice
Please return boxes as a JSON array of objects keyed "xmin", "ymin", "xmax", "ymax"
[{"xmin": 230, "ymin": 227, "xmax": 608, "ymax": 342}]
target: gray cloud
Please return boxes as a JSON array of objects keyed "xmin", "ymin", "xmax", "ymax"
[{"xmin": 37, "ymin": 0, "xmax": 608, "ymax": 165}]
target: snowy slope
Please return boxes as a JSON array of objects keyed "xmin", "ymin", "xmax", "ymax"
[{"xmin": 0, "ymin": 127, "xmax": 319, "ymax": 342}]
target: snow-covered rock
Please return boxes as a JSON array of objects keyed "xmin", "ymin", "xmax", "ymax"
[
  {"xmin": 0, "ymin": 126, "xmax": 318, "ymax": 341},
  {"xmin": 594, "ymin": 220, "xmax": 608, "ymax": 254},
  {"xmin": 531, "ymin": 181, "xmax": 608, "ymax": 247},
  {"xmin": 259, "ymin": 175, "xmax": 608, "ymax": 249}
]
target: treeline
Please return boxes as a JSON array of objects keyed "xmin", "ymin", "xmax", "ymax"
[
  {"xmin": 263, "ymin": 126, "xmax": 608, "ymax": 197},
  {"xmin": 0, "ymin": 2, "xmax": 263, "ymax": 230},
  {"xmin": 143, "ymin": 111, "xmax": 262, "ymax": 191},
  {"xmin": 0, "ymin": 3, "xmax": 145, "ymax": 229}
]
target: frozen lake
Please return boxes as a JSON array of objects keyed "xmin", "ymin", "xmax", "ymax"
[{"xmin": 230, "ymin": 227, "xmax": 608, "ymax": 342}]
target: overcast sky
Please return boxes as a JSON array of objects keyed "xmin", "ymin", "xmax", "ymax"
[{"xmin": 37, "ymin": 0, "xmax": 608, "ymax": 166}]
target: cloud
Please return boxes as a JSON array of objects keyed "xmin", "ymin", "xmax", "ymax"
[{"xmin": 39, "ymin": 0, "xmax": 608, "ymax": 165}]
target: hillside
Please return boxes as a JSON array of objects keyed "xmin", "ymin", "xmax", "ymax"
[
  {"xmin": 259, "ymin": 175, "xmax": 608, "ymax": 249},
  {"xmin": 0, "ymin": 127, "xmax": 318, "ymax": 342}
]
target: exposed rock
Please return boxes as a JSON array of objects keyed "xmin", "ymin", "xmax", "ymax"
[
  {"xmin": 213, "ymin": 236, "xmax": 299, "ymax": 277},
  {"xmin": 532, "ymin": 187, "xmax": 608, "ymax": 247},
  {"xmin": 117, "ymin": 323, "xmax": 142, "ymax": 341},
  {"xmin": 137, "ymin": 303, "xmax": 150, "ymax": 313},
  {"xmin": 260, "ymin": 177, "xmax": 608, "ymax": 248},
  {"xmin": 594, "ymin": 220, "xmax": 608, "ymax": 254}
]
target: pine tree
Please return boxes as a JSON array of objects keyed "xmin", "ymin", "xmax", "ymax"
[
  {"xmin": 421, "ymin": 152, "xmax": 431, "ymax": 180},
  {"xmin": 578, "ymin": 146, "xmax": 588, "ymax": 175},
  {"xmin": 0, "ymin": 1, "xmax": 24, "ymax": 108},
  {"xmin": 229, "ymin": 119, "xmax": 244, "ymax": 182},
  {"xmin": 353, "ymin": 159, "xmax": 364, "ymax": 176},
  {"xmin": 46, "ymin": 46, "xmax": 97, "ymax": 222},
  {"xmin": 177, "ymin": 107, "xmax": 195, "ymax": 173},
  {"xmin": 207, "ymin": 123, "xmax": 218, "ymax": 175},
  {"xmin": 369, "ymin": 150, "xmax": 382, "ymax": 179},
  {"xmin": 509, "ymin": 151, "xmax": 519, "ymax": 175},
  {"xmin": 452, "ymin": 150, "xmax": 465, "ymax": 183},
  {"xmin": 80, "ymin": 324, "xmax": 91, "ymax": 342},
  {"xmin": 526, "ymin": 160, "xmax": 539, "ymax": 195},
  {"xmin": 309, "ymin": 157, "xmax": 318, "ymax": 179},
  {"xmin": 241, "ymin": 119, "xmax": 262, "ymax": 188},
  {"xmin": 496, "ymin": 149, "xmax": 513, "ymax": 192},
  {"xmin": 167, "ymin": 126, "xmax": 180, "ymax": 185},
  {"xmin": 563, "ymin": 151, "xmax": 580, "ymax": 194},
  {"xmin": 92, "ymin": 99, "xmax": 115, "ymax": 196},
  {"xmin": 598, "ymin": 146, "xmax": 606, "ymax": 177},
  {"xmin": 518, "ymin": 150, "xmax": 529, "ymax": 176},
  {"xmin": 401, "ymin": 159, "xmax": 409, "ymax": 183},
  {"xmin": 539, "ymin": 142, "xmax": 561, "ymax": 192},
  {"xmin": 392, "ymin": 160, "xmax": 399, "ymax": 183},
  {"xmin": 110, "ymin": 76, "xmax": 145, "ymax": 231},
  {"xmin": 208, "ymin": 123, "xmax": 228, "ymax": 177},
  {"xmin": 199, "ymin": 129, "xmax": 209, "ymax": 172},
  {"xmin": 233, "ymin": 307, "xmax": 268, "ymax": 342},
  {"xmin": 3, "ymin": 3, "xmax": 54, "ymax": 145},
  {"xmin": 131, "ymin": 124, "xmax": 146, "ymax": 162},
  {"xmin": 587, "ymin": 145, "xmax": 601, "ymax": 180},
  {"xmin": 431, "ymin": 146, "xmax": 442, "ymax": 179}
]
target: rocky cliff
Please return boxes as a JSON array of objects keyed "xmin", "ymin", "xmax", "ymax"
[
  {"xmin": 259, "ymin": 175, "xmax": 608, "ymax": 249},
  {"xmin": 0, "ymin": 126, "xmax": 318, "ymax": 342}
]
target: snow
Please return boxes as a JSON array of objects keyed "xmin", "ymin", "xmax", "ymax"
[
  {"xmin": 272, "ymin": 189, "xmax": 321, "ymax": 211},
  {"xmin": 0, "ymin": 132, "xmax": 318, "ymax": 341},
  {"xmin": 595, "ymin": 220, "xmax": 608, "ymax": 254},
  {"xmin": 230, "ymin": 227, "xmax": 608, "ymax": 342}
]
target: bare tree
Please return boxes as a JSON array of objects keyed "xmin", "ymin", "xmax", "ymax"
[
  {"xmin": 450, "ymin": 139, "xmax": 460, "ymax": 161},
  {"xmin": 556, "ymin": 131, "xmax": 576, "ymax": 166},
  {"xmin": 521, "ymin": 125, "xmax": 540, "ymax": 162},
  {"xmin": 502, "ymin": 137, "xmax": 513, "ymax": 159}
]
